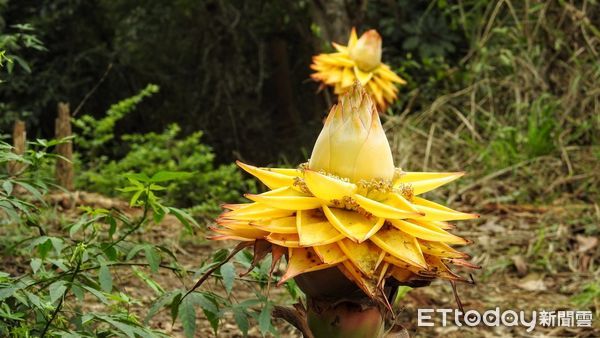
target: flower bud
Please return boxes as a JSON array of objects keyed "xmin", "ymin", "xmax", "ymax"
[
  {"xmin": 309, "ymin": 83, "xmax": 395, "ymax": 182},
  {"xmin": 349, "ymin": 30, "xmax": 382, "ymax": 72}
]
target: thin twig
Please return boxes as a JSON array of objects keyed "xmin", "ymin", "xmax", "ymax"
[
  {"xmin": 180, "ymin": 242, "xmax": 252, "ymax": 303},
  {"xmin": 72, "ymin": 63, "xmax": 113, "ymax": 117}
]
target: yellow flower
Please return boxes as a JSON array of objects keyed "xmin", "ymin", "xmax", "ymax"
[
  {"xmin": 311, "ymin": 28, "xmax": 406, "ymax": 111},
  {"xmin": 211, "ymin": 83, "xmax": 478, "ymax": 302}
]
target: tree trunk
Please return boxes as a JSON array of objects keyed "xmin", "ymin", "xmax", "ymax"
[
  {"xmin": 55, "ymin": 102, "xmax": 74, "ymax": 191},
  {"xmin": 8, "ymin": 120, "xmax": 26, "ymax": 175},
  {"xmin": 310, "ymin": 0, "xmax": 369, "ymax": 44}
]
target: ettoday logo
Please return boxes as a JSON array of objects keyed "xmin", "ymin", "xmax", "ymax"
[{"xmin": 417, "ymin": 308, "xmax": 593, "ymax": 332}]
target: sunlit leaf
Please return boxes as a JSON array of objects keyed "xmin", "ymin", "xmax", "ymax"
[
  {"xmin": 258, "ymin": 302, "xmax": 272, "ymax": 335},
  {"xmin": 144, "ymin": 246, "xmax": 161, "ymax": 273},
  {"xmin": 178, "ymin": 296, "xmax": 196, "ymax": 338},
  {"xmin": 150, "ymin": 171, "xmax": 193, "ymax": 183},
  {"xmin": 220, "ymin": 262, "xmax": 235, "ymax": 295},
  {"xmin": 145, "ymin": 289, "xmax": 181, "ymax": 325},
  {"xmin": 30, "ymin": 258, "xmax": 42, "ymax": 274},
  {"xmin": 49, "ymin": 280, "xmax": 67, "ymax": 303},
  {"xmin": 99, "ymin": 263, "xmax": 113, "ymax": 293}
]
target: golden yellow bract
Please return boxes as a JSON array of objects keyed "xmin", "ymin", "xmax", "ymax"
[
  {"xmin": 211, "ymin": 84, "xmax": 478, "ymax": 300},
  {"xmin": 311, "ymin": 28, "xmax": 406, "ymax": 111}
]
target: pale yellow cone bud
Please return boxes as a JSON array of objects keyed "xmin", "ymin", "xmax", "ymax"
[
  {"xmin": 309, "ymin": 83, "xmax": 395, "ymax": 182},
  {"xmin": 349, "ymin": 30, "xmax": 382, "ymax": 72}
]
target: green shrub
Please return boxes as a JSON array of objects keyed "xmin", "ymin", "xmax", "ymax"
[
  {"xmin": 74, "ymin": 85, "xmax": 254, "ymax": 218},
  {"xmin": 0, "ymin": 143, "xmax": 285, "ymax": 337},
  {"xmin": 77, "ymin": 124, "xmax": 255, "ymax": 218},
  {"xmin": 74, "ymin": 83, "xmax": 160, "ymax": 154}
]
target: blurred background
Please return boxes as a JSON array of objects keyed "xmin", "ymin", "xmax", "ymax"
[{"xmin": 0, "ymin": 0, "xmax": 598, "ymax": 336}]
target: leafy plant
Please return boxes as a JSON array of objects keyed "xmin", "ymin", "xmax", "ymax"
[
  {"xmin": 0, "ymin": 22, "xmax": 46, "ymax": 126},
  {"xmin": 0, "ymin": 23, "xmax": 46, "ymax": 76},
  {"xmin": 0, "ymin": 142, "xmax": 291, "ymax": 337},
  {"xmin": 77, "ymin": 124, "xmax": 254, "ymax": 218},
  {"xmin": 0, "ymin": 144, "xmax": 191, "ymax": 335},
  {"xmin": 74, "ymin": 83, "xmax": 160, "ymax": 155}
]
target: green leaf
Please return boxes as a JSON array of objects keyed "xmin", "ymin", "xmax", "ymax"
[
  {"xmin": 178, "ymin": 296, "xmax": 196, "ymax": 338},
  {"xmin": 99, "ymin": 263, "xmax": 113, "ymax": 293},
  {"xmin": 205, "ymin": 310, "xmax": 220, "ymax": 335},
  {"xmin": 213, "ymin": 249, "xmax": 229, "ymax": 263},
  {"xmin": 123, "ymin": 173, "xmax": 151, "ymax": 183},
  {"xmin": 30, "ymin": 258, "xmax": 42, "ymax": 274},
  {"xmin": 69, "ymin": 217, "xmax": 88, "ymax": 238},
  {"xmin": 14, "ymin": 181, "xmax": 43, "ymax": 201},
  {"xmin": 233, "ymin": 307, "xmax": 249, "ymax": 337},
  {"xmin": 117, "ymin": 186, "xmax": 140, "ymax": 192},
  {"xmin": 153, "ymin": 205, "xmax": 166, "ymax": 224},
  {"xmin": 126, "ymin": 244, "xmax": 146, "ymax": 260},
  {"xmin": 0, "ymin": 286, "xmax": 19, "ymax": 301},
  {"xmin": 2, "ymin": 180, "xmax": 13, "ymax": 195},
  {"xmin": 258, "ymin": 302, "xmax": 272, "ymax": 335},
  {"xmin": 170, "ymin": 293, "xmax": 182, "ymax": 323},
  {"xmin": 49, "ymin": 259, "xmax": 69, "ymax": 271},
  {"xmin": 144, "ymin": 290, "xmax": 181, "ymax": 325},
  {"xmin": 49, "ymin": 281, "xmax": 67, "ymax": 303},
  {"xmin": 132, "ymin": 266, "xmax": 164, "ymax": 295},
  {"xmin": 150, "ymin": 171, "xmax": 193, "ymax": 183},
  {"xmin": 101, "ymin": 244, "xmax": 118, "ymax": 261},
  {"xmin": 10, "ymin": 55, "xmax": 31, "ymax": 73},
  {"xmin": 144, "ymin": 246, "xmax": 161, "ymax": 273},
  {"xmin": 49, "ymin": 237, "xmax": 64, "ymax": 255},
  {"xmin": 24, "ymin": 291, "xmax": 43, "ymax": 309},
  {"xmin": 220, "ymin": 262, "xmax": 235, "ymax": 295},
  {"xmin": 80, "ymin": 284, "xmax": 108, "ymax": 304},
  {"xmin": 107, "ymin": 216, "xmax": 117, "ymax": 238},
  {"xmin": 95, "ymin": 315, "xmax": 137, "ymax": 338},
  {"xmin": 237, "ymin": 299, "xmax": 261, "ymax": 308},
  {"xmin": 0, "ymin": 200, "xmax": 18, "ymax": 221},
  {"xmin": 148, "ymin": 184, "xmax": 167, "ymax": 191},
  {"xmin": 190, "ymin": 292, "xmax": 218, "ymax": 314},
  {"xmin": 129, "ymin": 189, "xmax": 144, "ymax": 206},
  {"xmin": 168, "ymin": 207, "xmax": 199, "ymax": 231},
  {"xmin": 38, "ymin": 239, "xmax": 53, "ymax": 259},
  {"xmin": 71, "ymin": 284, "xmax": 84, "ymax": 302}
]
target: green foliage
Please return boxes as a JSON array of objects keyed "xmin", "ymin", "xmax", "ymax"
[
  {"xmin": 72, "ymin": 86, "xmax": 253, "ymax": 218},
  {"xmin": 0, "ymin": 21, "xmax": 46, "ymax": 125},
  {"xmin": 572, "ymin": 282, "xmax": 600, "ymax": 309},
  {"xmin": 0, "ymin": 137, "xmax": 74, "ymax": 222},
  {"xmin": 74, "ymin": 83, "xmax": 159, "ymax": 153},
  {"xmin": 384, "ymin": 0, "xmax": 598, "ymax": 204},
  {"xmin": 0, "ymin": 23, "xmax": 45, "ymax": 76},
  {"xmin": 0, "ymin": 143, "xmax": 287, "ymax": 337},
  {"xmin": 77, "ymin": 123, "xmax": 254, "ymax": 218},
  {"xmin": 0, "ymin": 144, "xmax": 189, "ymax": 336},
  {"xmin": 477, "ymin": 94, "xmax": 558, "ymax": 169}
]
